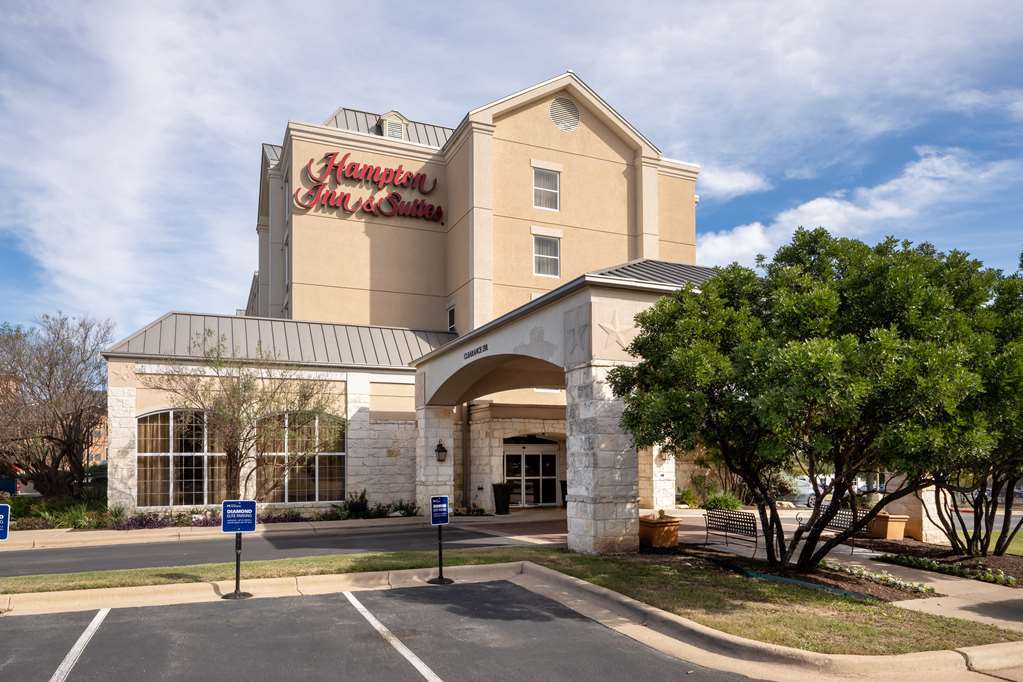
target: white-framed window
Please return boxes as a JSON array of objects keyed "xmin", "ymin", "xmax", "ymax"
[
  {"xmin": 533, "ymin": 168, "xmax": 560, "ymax": 211},
  {"xmin": 447, "ymin": 306, "xmax": 456, "ymax": 334},
  {"xmin": 256, "ymin": 412, "xmax": 346, "ymax": 504},
  {"xmin": 533, "ymin": 235, "xmax": 560, "ymax": 277},
  {"xmin": 136, "ymin": 410, "xmax": 227, "ymax": 507}
]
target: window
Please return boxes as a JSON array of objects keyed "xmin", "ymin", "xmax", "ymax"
[
  {"xmin": 533, "ymin": 168, "xmax": 559, "ymax": 210},
  {"xmin": 136, "ymin": 410, "xmax": 227, "ymax": 508},
  {"xmin": 256, "ymin": 412, "xmax": 346, "ymax": 504},
  {"xmin": 533, "ymin": 235, "xmax": 560, "ymax": 277},
  {"xmin": 447, "ymin": 306, "xmax": 456, "ymax": 334}
]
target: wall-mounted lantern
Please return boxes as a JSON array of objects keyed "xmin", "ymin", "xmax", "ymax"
[{"xmin": 435, "ymin": 440, "xmax": 448, "ymax": 462}]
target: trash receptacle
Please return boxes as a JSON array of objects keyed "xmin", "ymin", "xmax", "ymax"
[{"xmin": 492, "ymin": 483, "xmax": 511, "ymax": 515}]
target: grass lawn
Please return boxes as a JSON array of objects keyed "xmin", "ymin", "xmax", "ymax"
[
  {"xmin": 989, "ymin": 530, "xmax": 1023, "ymax": 557},
  {"xmin": 0, "ymin": 547, "xmax": 1017, "ymax": 655}
]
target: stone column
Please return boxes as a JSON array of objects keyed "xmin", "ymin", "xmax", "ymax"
[
  {"xmin": 885, "ymin": 477, "xmax": 951, "ymax": 545},
  {"xmin": 344, "ymin": 373, "xmax": 372, "ymax": 500},
  {"xmin": 416, "ymin": 405, "xmax": 456, "ymax": 513},
  {"xmin": 566, "ymin": 363, "xmax": 639, "ymax": 554},
  {"xmin": 651, "ymin": 446, "xmax": 676, "ymax": 513},
  {"xmin": 106, "ymin": 384, "xmax": 138, "ymax": 512}
]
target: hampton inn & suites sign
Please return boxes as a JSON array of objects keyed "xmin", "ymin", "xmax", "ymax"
[{"xmin": 294, "ymin": 151, "xmax": 444, "ymax": 224}]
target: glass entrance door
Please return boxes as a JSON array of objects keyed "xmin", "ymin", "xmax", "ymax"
[{"xmin": 504, "ymin": 448, "xmax": 558, "ymax": 507}]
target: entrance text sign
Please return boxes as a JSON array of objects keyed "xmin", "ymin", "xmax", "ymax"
[
  {"xmin": 0, "ymin": 503, "xmax": 9, "ymax": 541},
  {"xmin": 431, "ymin": 496, "xmax": 449, "ymax": 526},
  {"xmin": 222, "ymin": 500, "xmax": 257, "ymax": 534}
]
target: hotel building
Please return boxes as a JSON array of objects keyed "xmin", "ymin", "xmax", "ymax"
[{"xmin": 104, "ymin": 72, "xmax": 716, "ymax": 553}]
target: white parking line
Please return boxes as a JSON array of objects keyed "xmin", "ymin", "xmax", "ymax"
[
  {"xmin": 343, "ymin": 591, "xmax": 443, "ymax": 682},
  {"xmin": 50, "ymin": 608, "xmax": 110, "ymax": 682}
]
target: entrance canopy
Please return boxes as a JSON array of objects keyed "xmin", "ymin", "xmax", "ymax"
[
  {"xmin": 411, "ymin": 259, "xmax": 716, "ymax": 554},
  {"xmin": 413, "ymin": 258, "xmax": 716, "ymax": 407}
]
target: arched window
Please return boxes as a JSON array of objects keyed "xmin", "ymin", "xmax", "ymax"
[
  {"xmin": 136, "ymin": 410, "xmax": 228, "ymax": 507},
  {"xmin": 256, "ymin": 413, "xmax": 346, "ymax": 504}
]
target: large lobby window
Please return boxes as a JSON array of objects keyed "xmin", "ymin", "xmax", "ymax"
[
  {"xmin": 533, "ymin": 235, "xmax": 561, "ymax": 277},
  {"xmin": 533, "ymin": 167, "xmax": 559, "ymax": 211},
  {"xmin": 256, "ymin": 412, "xmax": 346, "ymax": 504},
  {"xmin": 136, "ymin": 410, "xmax": 227, "ymax": 507}
]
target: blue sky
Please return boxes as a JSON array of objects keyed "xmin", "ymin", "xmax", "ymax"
[{"xmin": 1, "ymin": 1, "xmax": 1021, "ymax": 335}]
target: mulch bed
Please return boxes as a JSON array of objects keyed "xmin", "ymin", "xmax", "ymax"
[
  {"xmin": 852, "ymin": 537, "xmax": 1023, "ymax": 586},
  {"xmin": 645, "ymin": 543, "xmax": 933, "ymax": 601}
]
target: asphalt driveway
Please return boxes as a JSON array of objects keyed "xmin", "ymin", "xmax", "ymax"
[
  {"xmin": 0, "ymin": 581, "xmax": 745, "ymax": 681},
  {"xmin": 0, "ymin": 525, "xmax": 518, "ymax": 577}
]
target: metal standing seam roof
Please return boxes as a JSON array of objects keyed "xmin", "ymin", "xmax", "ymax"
[
  {"xmin": 104, "ymin": 312, "xmax": 455, "ymax": 369},
  {"xmin": 589, "ymin": 259, "xmax": 718, "ymax": 287},
  {"xmin": 321, "ymin": 107, "xmax": 455, "ymax": 148}
]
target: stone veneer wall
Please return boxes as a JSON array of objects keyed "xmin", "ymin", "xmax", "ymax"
[
  {"xmin": 565, "ymin": 363, "xmax": 639, "ymax": 554},
  {"xmin": 107, "ymin": 384, "xmax": 138, "ymax": 511},
  {"xmin": 353, "ymin": 417, "xmax": 417, "ymax": 504}
]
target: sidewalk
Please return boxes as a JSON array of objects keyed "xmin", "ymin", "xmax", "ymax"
[
  {"xmin": 677, "ymin": 515, "xmax": 1023, "ymax": 634},
  {"xmin": 0, "ymin": 507, "xmax": 567, "ymax": 552}
]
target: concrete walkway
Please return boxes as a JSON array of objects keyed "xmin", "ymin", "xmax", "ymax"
[{"xmin": 676, "ymin": 514, "xmax": 1023, "ymax": 635}]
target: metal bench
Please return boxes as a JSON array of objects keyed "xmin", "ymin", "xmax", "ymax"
[
  {"xmin": 796, "ymin": 508, "xmax": 863, "ymax": 554},
  {"xmin": 704, "ymin": 509, "xmax": 758, "ymax": 553}
]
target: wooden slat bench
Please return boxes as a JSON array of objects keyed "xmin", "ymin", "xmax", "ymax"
[{"xmin": 704, "ymin": 509, "xmax": 758, "ymax": 553}]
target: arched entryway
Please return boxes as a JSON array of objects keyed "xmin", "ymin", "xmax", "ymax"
[{"xmin": 412, "ymin": 275, "xmax": 688, "ymax": 554}]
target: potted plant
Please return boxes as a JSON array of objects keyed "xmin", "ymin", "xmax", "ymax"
[
  {"xmin": 868, "ymin": 511, "xmax": 909, "ymax": 540},
  {"xmin": 639, "ymin": 509, "xmax": 681, "ymax": 548}
]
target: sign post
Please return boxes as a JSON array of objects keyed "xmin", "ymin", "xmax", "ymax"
[
  {"xmin": 0, "ymin": 503, "xmax": 9, "ymax": 543},
  {"xmin": 221, "ymin": 500, "xmax": 257, "ymax": 600},
  {"xmin": 428, "ymin": 495, "xmax": 453, "ymax": 585}
]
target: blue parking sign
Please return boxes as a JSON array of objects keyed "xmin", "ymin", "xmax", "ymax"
[
  {"xmin": 222, "ymin": 500, "xmax": 257, "ymax": 533},
  {"xmin": 0, "ymin": 503, "xmax": 9, "ymax": 541},
  {"xmin": 431, "ymin": 496, "xmax": 449, "ymax": 526}
]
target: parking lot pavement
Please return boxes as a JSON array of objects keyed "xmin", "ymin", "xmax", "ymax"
[
  {"xmin": 0, "ymin": 525, "xmax": 514, "ymax": 577},
  {"xmin": 0, "ymin": 580, "xmax": 746, "ymax": 681}
]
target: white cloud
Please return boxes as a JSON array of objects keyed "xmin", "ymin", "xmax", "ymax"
[
  {"xmin": 0, "ymin": 2, "xmax": 1020, "ymax": 332},
  {"xmin": 697, "ymin": 148, "xmax": 1023, "ymax": 266},
  {"xmin": 698, "ymin": 166, "xmax": 772, "ymax": 201}
]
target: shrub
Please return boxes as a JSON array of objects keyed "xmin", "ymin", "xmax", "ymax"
[
  {"xmin": 676, "ymin": 488, "xmax": 699, "ymax": 507},
  {"xmin": 258, "ymin": 510, "xmax": 305, "ymax": 524},
  {"xmin": 703, "ymin": 492, "xmax": 742, "ymax": 511},
  {"xmin": 389, "ymin": 499, "xmax": 419, "ymax": 517},
  {"xmin": 878, "ymin": 554, "xmax": 1019, "ymax": 587},
  {"xmin": 107, "ymin": 505, "xmax": 127, "ymax": 524}
]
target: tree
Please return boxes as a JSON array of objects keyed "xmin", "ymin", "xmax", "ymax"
[
  {"xmin": 610, "ymin": 228, "xmax": 995, "ymax": 570},
  {"xmin": 0, "ymin": 314, "xmax": 113, "ymax": 497},
  {"xmin": 928, "ymin": 253, "xmax": 1023, "ymax": 555},
  {"xmin": 139, "ymin": 331, "xmax": 340, "ymax": 500}
]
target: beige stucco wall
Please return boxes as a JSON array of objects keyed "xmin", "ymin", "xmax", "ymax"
[
  {"xmin": 286, "ymin": 136, "xmax": 450, "ymax": 329},
  {"xmin": 261, "ymin": 83, "xmax": 697, "ymax": 336},
  {"xmin": 657, "ymin": 173, "xmax": 696, "ymax": 263}
]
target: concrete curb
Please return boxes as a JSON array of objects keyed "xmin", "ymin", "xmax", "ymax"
[
  {"xmin": 0, "ymin": 562, "xmax": 528, "ymax": 617},
  {"xmin": 518, "ymin": 561, "xmax": 1023, "ymax": 679}
]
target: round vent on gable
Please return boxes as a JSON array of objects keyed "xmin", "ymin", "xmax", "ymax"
[{"xmin": 549, "ymin": 96, "xmax": 580, "ymax": 131}]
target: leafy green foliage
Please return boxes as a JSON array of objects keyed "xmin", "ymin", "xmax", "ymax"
[
  {"xmin": 703, "ymin": 492, "xmax": 742, "ymax": 510},
  {"xmin": 610, "ymin": 228, "xmax": 1000, "ymax": 569}
]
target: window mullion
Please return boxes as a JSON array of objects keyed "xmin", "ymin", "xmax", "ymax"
[{"xmin": 168, "ymin": 410, "xmax": 175, "ymax": 507}]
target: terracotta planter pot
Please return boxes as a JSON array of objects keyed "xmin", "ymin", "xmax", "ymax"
[
  {"xmin": 868, "ymin": 512, "xmax": 909, "ymax": 540},
  {"xmin": 639, "ymin": 515, "xmax": 680, "ymax": 549}
]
